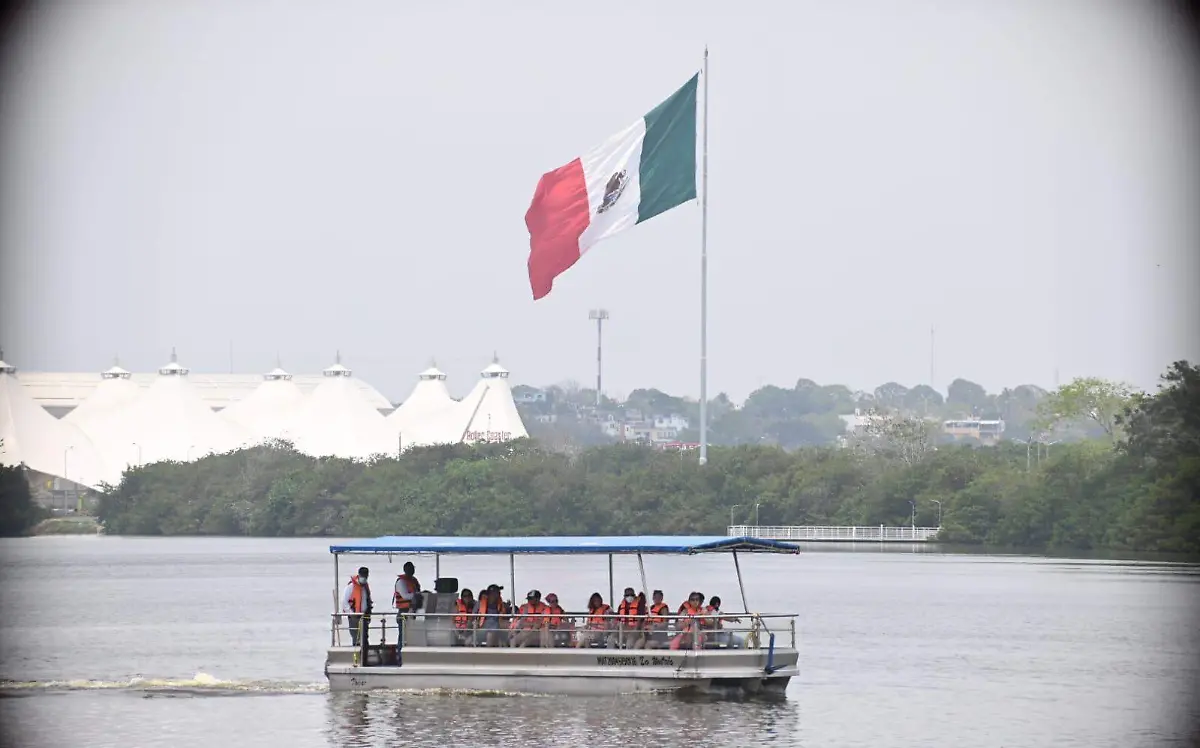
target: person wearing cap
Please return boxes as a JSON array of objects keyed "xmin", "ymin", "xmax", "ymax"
[
  {"xmin": 476, "ymin": 584, "xmax": 506, "ymax": 647},
  {"xmin": 341, "ymin": 566, "xmax": 373, "ymax": 647},
  {"xmin": 542, "ymin": 593, "xmax": 569, "ymax": 647},
  {"xmin": 513, "ymin": 590, "xmax": 548, "ymax": 647},
  {"xmin": 616, "ymin": 587, "xmax": 646, "ymax": 649}
]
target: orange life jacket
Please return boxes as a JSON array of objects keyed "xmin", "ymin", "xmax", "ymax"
[
  {"xmin": 346, "ymin": 577, "xmax": 371, "ymax": 613},
  {"xmin": 477, "ymin": 596, "xmax": 503, "ymax": 623},
  {"xmin": 701, "ymin": 604, "xmax": 721, "ymax": 629},
  {"xmin": 517, "ymin": 601, "xmax": 547, "ymax": 629},
  {"xmin": 647, "ymin": 601, "xmax": 669, "ymax": 625},
  {"xmin": 545, "ymin": 604, "xmax": 565, "ymax": 628},
  {"xmin": 617, "ymin": 598, "xmax": 643, "ymax": 628},
  {"xmin": 678, "ymin": 601, "xmax": 703, "ymax": 631},
  {"xmin": 454, "ymin": 598, "xmax": 473, "ymax": 629},
  {"xmin": 393, "ymin": 574, "xmax": 420, "ymax": 610},
  {"xmin": 587, "ymin": 603, "xmax": 612, "ymax": 629}
]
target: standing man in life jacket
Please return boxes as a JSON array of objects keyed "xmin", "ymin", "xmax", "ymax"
[
  {"xmin": 393, "ymin": 562, "xmax": 421, "ymax": 662},
  {"xmin": 341, "ymin": 566, "xmax": 373, "ymax": 647}
]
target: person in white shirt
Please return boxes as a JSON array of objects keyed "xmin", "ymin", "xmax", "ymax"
[{"xmin": 341, "ymin": 566, "xmax": 372, "ymax": 647}]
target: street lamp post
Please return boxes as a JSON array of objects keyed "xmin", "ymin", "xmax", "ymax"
[
  {"xmin": 186, "ymin": 444, "xmax": 196, "ymax": 461},
  {"xmin": 729, "ymin": 504, "xmax": 741, "ymax": 531},
  {"xmin": 754, "ymin": 502, "xmax": 761, "ymax": 527},
  {"xmin": 63, "ymin": 446, "xmax": 73, "ymax": 512},
  {"xmin": 930, "ymin": 499, "xmax": 943, "ymax": 528},
  {"xmin": 907, "ymin": 500, "xmax": 916, "ymax": 535},
  {"xmin": 133, "ymin": 442, "xmax": 142, "ymax": 466}
]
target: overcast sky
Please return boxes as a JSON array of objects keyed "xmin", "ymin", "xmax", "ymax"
[{"xmin": 1, "ymin": 0, "xmax": 1196, "ymax": 403}]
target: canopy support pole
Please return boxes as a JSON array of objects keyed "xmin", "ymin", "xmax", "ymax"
[
  {"xmin": 509, "ymin": 553, "xmax": 516, "ymax": 605},
  {"xmin": 435, "ymin": 553, "xmax": 440, "ymax": 580},
  {"xmin": 732, "ymin": 550, "xmax": 749, "ymax": 612},
  {"xmin": 608, "ymin": 554, "xmax": 615, "ymax": 606},
  {"xmin": 637, "ymin": 553, "xmax": 648, "ymax": 596},
  {"xmin": 333, "ymin": 554, "xmax": 340, "ymax": 646}
]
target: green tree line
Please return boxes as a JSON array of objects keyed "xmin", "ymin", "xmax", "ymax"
[
  {"xmin": 90, "ymin": 362, "xmax": 1198, "ymax": 553},
  {"xmin": 0, "ymin": 462, "xmax": 46, "ymax": 536}
]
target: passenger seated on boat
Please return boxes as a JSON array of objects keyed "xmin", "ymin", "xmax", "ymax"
[
  {"xmin": 543, "ymin": 593, "xmax": 570, "ymax": 647},
  {"xmin": 702, "ymin": 596, "xmax": 744, "ymax": 648},
  {"xmin": 453, "ymin": 589, "xmax": 476, "ymax": 646},
  {"xmin": 575, "ymin": 592, "xmax": 615, "ymax": 648},
  {"xmin": 645, "ymin": 590, "xmax": 671, "ymax": 649},
  {"xmin": 616, "ymin": 587, "xmax": 646, "ymax": 649},
  {"xmin": 513, "ymin": 590, "xmax": 548, "ymax": 647},
  {"xmin": 476, "ymin": 584, "xmax": 506, "ymax": 647},
  {"xmin": 670, "ymin": 591, "xmax": 705, "ymax": 650}
]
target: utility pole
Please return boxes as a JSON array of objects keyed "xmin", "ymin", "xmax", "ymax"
[
  {"xmin": 588, "ymin": 309, "xmax": 609, "ymax": 407},
  {"xmin": 930, "ymin": 325, "xmax": 936, "ymax": 392}
]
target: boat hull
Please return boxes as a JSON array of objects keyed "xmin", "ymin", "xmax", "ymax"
[{"xmin": 325, "ymin": 645, "xmax": 797, "ymax": 697}]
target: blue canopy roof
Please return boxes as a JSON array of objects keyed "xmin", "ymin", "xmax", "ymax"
[{"xmin": 329, "ymin": 535, "xmax": 799, "ymax": 556}]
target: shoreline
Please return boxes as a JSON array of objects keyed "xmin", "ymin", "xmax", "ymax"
[{"xmin": 29, "ymin": 516, "xmax": 103, "ymax": 536}]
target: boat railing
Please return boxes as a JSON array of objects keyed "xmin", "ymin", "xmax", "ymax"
[{"xmin": 330, "ymin": 611, "xmax": 797, "ymax": 651}]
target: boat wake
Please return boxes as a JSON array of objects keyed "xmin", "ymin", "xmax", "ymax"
[{"xmin": 0, "ymin": 672, "xmax": 327, "ymax": 697}]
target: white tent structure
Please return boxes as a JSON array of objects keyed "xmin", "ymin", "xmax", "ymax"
[
  {"xmin": 63, "ymin": 359, "xmax": 142, "ymax": 429},
  {"xmin": 287, "ymin": 355, "xmax": 397, "ymax": 460},
  {"xmin": 410, "ymin": 357, "xmax": 528, "ymax": 447},
  {"xmin": 78, "ymin": 350, "xmax": 251, "ymax": 481},
  {"xmin": 387, "ymin": 362, "xmax": 457, "ymax": 446},
  {"xmin": 219, "ymin": 362, "xmax": 305, "ymax": 444},
  {"xmin": 0, "ymin": 353, "xmax": 108, "ymax": 489}
]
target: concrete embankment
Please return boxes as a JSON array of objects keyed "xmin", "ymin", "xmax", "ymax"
[{"xmin": 30, "ymin": 516, "xmax": 103, "ymax": 535}]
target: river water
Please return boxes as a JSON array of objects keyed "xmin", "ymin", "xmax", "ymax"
[{"xmin": 0, "ymin": 537, "xmax": 1196, "ymax": 747}]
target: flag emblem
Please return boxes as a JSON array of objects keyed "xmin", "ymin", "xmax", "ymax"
[{"xmin": 597, "ymin": 170, "xmax": 629, "ymax": 214}]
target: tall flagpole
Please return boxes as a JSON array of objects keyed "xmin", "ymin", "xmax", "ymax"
[{"xmin": 699, "ymin": 47, "xmax": 710, "ymax": 466}]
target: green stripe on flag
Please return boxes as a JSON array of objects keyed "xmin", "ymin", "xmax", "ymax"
[{"xmin": 637, "ymin": 74, "xmax": 698, "ymax": 224}]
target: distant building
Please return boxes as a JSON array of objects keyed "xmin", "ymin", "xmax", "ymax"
[
  {"xmin": 653, "ymin": 414, "xmax": 689, "ymax": 431},
  {"xmin": 512, "ymin": 385, "xmax": 547, "ymax": 404},
  {"xmin": 943, "ymin": 419, "xmax": 1005, "ymax": 445},
  {"xmin": 658, "ymin": 441, "xmax": 699, "ymax": 451},
  {"xmin": 838, "ymin": 408, "xmax": 884, "ymax": 436}
]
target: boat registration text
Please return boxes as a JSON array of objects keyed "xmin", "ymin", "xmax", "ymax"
[{"xmin": 596, "ymin": 655, "xmax": 677, "ymax": 667}]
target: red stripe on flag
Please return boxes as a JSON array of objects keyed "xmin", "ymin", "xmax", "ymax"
[{"xmin": 525, "ymin": 158, "xmax": 590, "ymax": 301}]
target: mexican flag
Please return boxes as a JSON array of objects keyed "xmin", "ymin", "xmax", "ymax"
[{"xmin": 525, "ymin": 74, "xmax": 699, "ymax": 300}]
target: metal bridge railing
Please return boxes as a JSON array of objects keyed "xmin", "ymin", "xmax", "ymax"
[{"xmin": 728, "ymin": 524, "xmax": 941, "ymax": 542}]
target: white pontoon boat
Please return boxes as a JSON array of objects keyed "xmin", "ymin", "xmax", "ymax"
[{"xmin": 324, "ymin": 535, "xmax": 800, "ymax": 696}]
